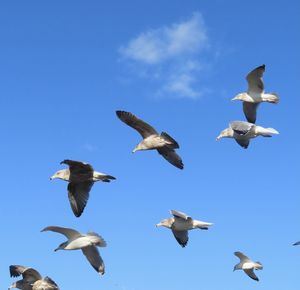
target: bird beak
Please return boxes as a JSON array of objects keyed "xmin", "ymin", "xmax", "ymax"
[
  {"xmin": 156, "ymin": 223, "xmax": 161, "ymax": 227},
  {"xmin": 216, "ymin": 135, "xmax": 222, "ymax": 141},
  {"xmin": 132, "ymin": 148, "xmax": 137, "ymax": 153},
  {"xmin": 231, "ymin": 96, "xmax": 239, "ymax": 101},
  {"xmin": 50, "ymin": 175, "xmax": 55, "ymax": 180}
]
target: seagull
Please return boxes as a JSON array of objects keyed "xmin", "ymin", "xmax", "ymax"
[
  {"xmin": 231, "ymin": 64, "xmax": 279, "ymax": 123},
  {"xmin": 9, "ymin": 265, "xmax": 59, "ymax": 290},
  {"xmin": 216, "ymin": 121, "xmax": 279, "ymax": 149},
  {"xmin": 156, "ymin": 210, "xmax": 213, "ymax": 247},
  {"xmin": 116, "ymin": 110, "xmax": 184, "ymax": 169},
  {"xmin": 233, "ymin": 251, "xmax": 263, "ymax": 281},
  {"xmin": 41, "ymin": 226, "xmax": 106, "ymax": 275},
  {"xmin": 293, "ymin": 241, "xmax": 300, "ymax": 246},
  {"xmin": 50, "ymin": 159, "xmax": 116, "ymax": 217}
]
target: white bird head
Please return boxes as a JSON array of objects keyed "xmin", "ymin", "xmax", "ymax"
[
  {"xmin": 132, "ymin": 143, "xmax": 146, "ymax": 153},
  {"xmin": 156, "ymin": 219, "xmax": 172, "ymax": 228},
  {"xmin": 216, "ymin": 128, "xmax": 233, "ymax": 141},
  {"xmin": 50, "ymin": 169, "xmax": 68, "ymax": 181}
]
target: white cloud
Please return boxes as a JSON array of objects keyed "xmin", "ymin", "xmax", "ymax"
[
  {"xmin": 119, "ymin": 12, "xmax": 211, "ymax": 99},
  {"xmin": 120, "ymin": 13, "xmax": 207, "ymax": 65}
]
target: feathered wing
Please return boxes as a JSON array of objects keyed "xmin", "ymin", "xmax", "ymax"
[
  {"xmin": 32, "ymin": 277, "xmax": 60, "ymax": 290},
  {"xmin": 10, "ymin": 265, "xmax": 42, "ymax": 282},
  {"xmin": 60, "ymin": 160, "xmax": 94, "ymax": 183},
  {"xmin": 244, "ymin": 269, "xmax": 259, "ymax": 281},
  {"xmin": 41, "ymin": 226, "xmax": 81, "ymax": 239},
  {"xmin": 116, "ymin": 110, "xmax": 158, "ymax": 138},
  {"xmin": 246, "ymin": 64, "xmax": 265, "ymax": 94},
  {"xmin": 157, "ymin": 147, "xmax": 184, "ymax": 169},
  {"xmin": 243, "ymin": 102, "xmax": 259, "ymax": 124},
  {"xmin": 230, "ymin": 121, "xmax": 253, "ymax": 135},
  {"xmin": 171, "ymin": 229, "xmax": 189, "ymax": 247},
  {"xmin": 234, "ymin": 251, "xmax": 251, "ymax": 262},
  {"xmin": 82, "ymin": 246, "xmax": 105, "ymax": 275},
  {"xmin": 160, "ymin": 132, "xmax": 179, "ymax": 148},
  {"xmin": 235, "ymin": 138, "xmax": 250, "ymax": 149},
  {"xmin": 170, "ymin": 210, "xmax": 191, "ymax": 220},
  {"xmin": 67, "ymin": 181, "xmax": 94, "ymax": 217}
]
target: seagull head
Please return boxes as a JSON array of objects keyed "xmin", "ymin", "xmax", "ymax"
[
  {"xmin": 233, "ymin": 264, "xmax": 239, "ymax": 271},
  {"xmin": 231, "ymin": 93, "xmax": 250, "ymax": 102},
  {"xmin": 50, "ymin": 169, "xmax": 68, "ymax": 181},
  {"xmin": 132, "ymin": 143, "xmax": 145, "ymax": 153},
  {"xmin": 54, "ymin": 242, "xmax": 68, "ymax": 251},
  {"xmin": 156, "ymin": 219, "xmax": 172, "ymax": 228},
  {"xmin": 216, "ymin": 128, "xmax": 233, "ymax": 141}
]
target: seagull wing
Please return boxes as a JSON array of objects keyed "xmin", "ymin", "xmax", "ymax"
[
  {"xmin": 32, "ymin": 277, "xmax": 60, "ymax": 290},
  {"xmin": 82, "ymin": 246, "xmax": 105, "ymax": 275},
  {"xmin": 10, "ymin": 265, "xmax": 42, "ymax": 282},
  {"xmin": 157, "ymin": 147, "xmax": 184, "ymax": 169},
  {"xmin": 230, "ymin": 121, "xmax": 253, "ymax": 135},
  {"xmin": 41, "ymin": 226, "xmax": 81, "ymax": 239},
  {"xmin": 171, "ymin": 229, "xmax": 189, "ymax": 247},
  {"xmin": 243, "ymin": 102, "xmax": 259, "ymax": 124},
  {"xmin": 235, "ymin": 138, "xmax": 250, "ymax": 149},
  {"xmin": 246, "ymin": 64, "xmax": 265, "ymax": 94},
  {"xmin": 67, "ymin": 181, "xmax": 94, "ymax": 217},
  {"xmin": 170, "ymin": 210, "xmax": 191, "ymax": 221},
  {"xmin": 244, "ymin": 269, "xmax": 259, "ymax": 281},
  {"xmin": 60, "ymin": 160, "xmax": 94, "ymax": 179},
  {"xmin": 234, "ymin": 251, "xmax": 251, "ymax": 262},
  {"xmin": 293, "ymin": 241, "xmax": 300, "ymax": 246},
  {"xmin": 116, "ymin": 110, "xmax": 158, "ymax": 138}
]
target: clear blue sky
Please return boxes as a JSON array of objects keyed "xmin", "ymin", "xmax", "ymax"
[{"xmin": 0, "ymin": 0, "xmax": 299, "ymax": 289}]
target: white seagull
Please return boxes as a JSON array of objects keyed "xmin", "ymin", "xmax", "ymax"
[
  {"xmin": 41, "ymin": 226, "xmax": 107, "ymax": 275},
  {"xmin": 9, "ymin": 265, "xmax": 59, "ymax": 290},
  {"xmin": 116, "ymin": 110, "xmax": 184, "ymax": 169},
  {"xmin": 232, "ymin": 64, "xmax": 279, "ymax": 124},
  {"xmin": 156, "ymin": 210, "xmax": 213, "ymax": 247},
  {"xmin": 233, "ymin": 251, "xmax": 263, "ymax": 281},
  {"xmin": 216, "ymin": 121, "xmax": 279, "ymax": 148},
  {"xmin": 50, "ymin": 159, "xmax": 116, "ymax": 217}
]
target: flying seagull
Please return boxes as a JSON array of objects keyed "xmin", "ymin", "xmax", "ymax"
[
  {"xmin": 41, "ymin": 226, "xmax": 107, "ymax": 275},
  {"xmin": 231, "ymin": 64, "xmax": 279, "ymax": 123},
  {"xmin": 293, "ymin": 241, "xmax": 300, "ymax": 246},
  {"xmin": 156, "ymin": 210, "xmax": 213, "ymax": 247},
  {"xmin": 216, "ymin": 121, "xmax": 279, "ymax": 149},
  {"xmin": 233, "ymin": 251, "xmax": 263, "ymax": 281},
  {"xmin": 50, "ymin": 159, "xmax": 116, "ymax": 217},
  {"xmin": 116, "ymin": 110, "xmax": 184, "ymax": 169},
  {"xmin": 9, "ymin": 265, "xmax": 59, "ymax": 290}
]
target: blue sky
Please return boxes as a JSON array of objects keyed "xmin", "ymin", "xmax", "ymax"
[{"xmin": 0, "ymin": 0, "xmax": 299, "ymax": 289}]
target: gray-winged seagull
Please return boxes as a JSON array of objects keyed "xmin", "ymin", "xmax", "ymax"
[
  {"xmin": 232, "ymin": 64, "xmax": 279, "ymax": 123},
  {"xmin": 41, "ymin": 226, "xmax": 106, "ymax": 275},
  {"xmin": 233, "ymin": 251, "xmax": 263, "ymax": 281},
  {"xmin": 216, "ymin": 121, "xmax": 279, "ymax": 149},
  {"xmin": 116, "ymin": 111, "xmax": 184, "ymax": 169},
  {"xmin": 9, "ymin": 265, "xmax": 59, "ymax": 290},
  {"xmin": 156, "ymin": 210, "xmax": 213, "ymax": 247},
  {"xmin": 50, "ymin": 159, "xmax": 116, "ymax": 217}
]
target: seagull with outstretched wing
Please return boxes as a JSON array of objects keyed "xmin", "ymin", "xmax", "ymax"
[
  {"xmin": 50, "ymin": 159, "xmax": 116, "ymax": 217},
  {"xmin": 233, "ymin": 251, "xmax": 263, "ymax": 281},
  {"xmin": 116, "ymin": 111, "xmax": 183, "ymax": 169},
  {"xmin": 41, "ymin": 226, "xmax": 106, "ymax": 275},
  {"xmin": 232, "ymin": 64, "xmax": 279, "ymax": 123},
  {"xmin": 156, "ymin": 210, "xmax": 213, "ymax": 247}
]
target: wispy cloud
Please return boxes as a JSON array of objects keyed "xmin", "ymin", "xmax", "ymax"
[{"xmin": 119, "ymin": 12, "xmax": 212, "ymax": 99}]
